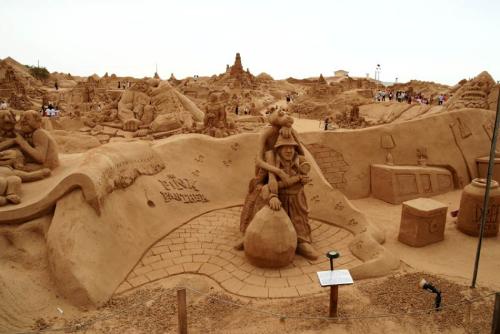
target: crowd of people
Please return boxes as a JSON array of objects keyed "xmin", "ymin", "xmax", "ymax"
[
  {"xmin": 40, "ymin": 103, "xmax": 60, "ymax": 117},
  {"xmin": 1, "ymin": 97, "xmax": 60, "ymax": 117},
  {"xmin": 374, "ymin": 90, "xmax": 448, "ymax": 105},
  {"xmin": 117, "ymin": 81, "xmax": 131, "ymax": 89}
]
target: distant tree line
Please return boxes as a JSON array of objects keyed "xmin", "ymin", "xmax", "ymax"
[{"xmin": 25, "ymin": 65, "xmax": 50, "ymax": 80}]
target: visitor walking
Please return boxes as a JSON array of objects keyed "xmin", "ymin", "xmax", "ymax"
[
  {"xmin": 324, "ymin": 117, "xmax": 330, "ymax": 131},
  {"xmin": 438, "ymin": 94, "xmax": 444, "ymax": 105}
]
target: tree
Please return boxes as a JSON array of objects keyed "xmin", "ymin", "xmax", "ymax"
[{"xmin": 26, "ymin": 65, "xmax": 50, "ymax": 81}]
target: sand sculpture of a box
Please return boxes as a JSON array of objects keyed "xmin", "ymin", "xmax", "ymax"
[
  {"xmin": 371, "ymin": 164, "xmax": 454, "ymax": 204},
  {"xmin": 398, "ymin": 198, "xmax": 448, "ymax": 247}
]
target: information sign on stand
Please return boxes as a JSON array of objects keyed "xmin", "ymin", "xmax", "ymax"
[
  {"xmin": 317, "ymin": 269, "xmax": 354, "ymax": 317},
  {"xmin": 317, "ymin": 269, "xmax": 354, "ymax": 287}
]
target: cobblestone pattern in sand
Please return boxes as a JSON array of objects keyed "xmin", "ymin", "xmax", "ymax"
[
  {"xmin": 305, "ymin": 143, "xmax": 349, "ymax": 189},
  {"xmin": 116, "ymin": 207, "xmax": 360, "ymax": 298}
]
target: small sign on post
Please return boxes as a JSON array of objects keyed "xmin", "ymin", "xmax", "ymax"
[
  {"xmin": 317, "ymin": 250, "xmax": 354, "ymax": 318},
  {"xmin": 317, "ymin": 269, "xmax": 354, "ymax": 317},
  {"xmin": 317, "ymin": 269, "xmax": 354, "ymax": 287}
]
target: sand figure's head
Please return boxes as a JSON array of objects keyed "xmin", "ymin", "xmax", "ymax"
[
  {"xmin": 274, "ymin": 134, "xmax": 298, "ymax": 162},
  {"xmin": 267, "ymin": 109, "xmax": 294, "ymax": 128},
  {"xmin": 0, "ymin": 110, "xmax": 16, "ymax": 132},
  {"xmin": 18, "ymin": 110, "xmax": 42, "ymax": 134}
]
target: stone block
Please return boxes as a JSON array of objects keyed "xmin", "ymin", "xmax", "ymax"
[{"xmin": 398, "ymin": 198, "xmax": 447, "ymax": 247}]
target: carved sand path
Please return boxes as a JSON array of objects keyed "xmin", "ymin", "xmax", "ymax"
[{"xmin": 116, "ymin": 207, "xmax": 360, "ymax": 298}]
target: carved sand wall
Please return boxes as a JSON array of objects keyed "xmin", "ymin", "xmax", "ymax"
[
  {"xmin": 305, "ymin": 143, "xmax": 349, "ymax": 189},
  {"xmin": 0, "ymin": 141, "xmax": 164, "ymax": 223},
  {"xmin": 300, "ymin": 108, "xmax": 498, "ymax": 199}
]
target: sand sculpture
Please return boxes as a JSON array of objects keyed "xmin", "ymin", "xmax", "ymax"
[
  {"xmin": 14, "ymin": 131, "xmax": 394, "ymax": 310},
  {"xmin": 239, "ymin": 110, "xmax": 320, "ymax": 266},
  {"xmin": 334, "ymin": 104, "xmax": 367, "ymax": 128},
  {"xmin": 289, "ymin": 74, "xmax": 376, "ymax": 121},
  {"xmin": 0, "ymin": 166, "xmax": 50, "ymax": 206},
  {"xmin": 446, "ymin": 71, "xmax": 497, "ymax": 110},
  {"xmin": 0, "ymin": 58, "xmax": 42, "ymax": 102},
  {"xmin": 225, "ymin": 52, "xmax": 256, "ymax": 89},
  {"xmin": 168, "ymin": 73, "xmax": 181, "ymax": 86},
  {"xmin": 63, "ymin": 76, "xmax": 121, "ymax": 122},
  {"xmin": 457, "ymin": 178, "xmax": 500, "ymax": 237},
  {"xmin": 117, "ymin": 80, "xmax": 203, "ymax": 137},
  {"xmin": 2, "ymin": 53, "xmax": 500, "ymax": 333},
  {"xmin": 177, "ymin": 53, "xmax": 264, "ymax": 119},
  {"xmin": 15, "ymin": 111, "xmax": 59, "ymax": 170},
  {"xmin": 201, "ymin": 91, "xmax": 238, "ymax": 137},
  {"xmin": 0, "ymin": 110, "xmax": 55, "ymax": 206},
  {"xmin": 398, "ymin": 198, "xmax": 448, "ymax": 247},
  {"xmin": 8, "ymin": 91, "xmax": 33, "ymax": 110}
]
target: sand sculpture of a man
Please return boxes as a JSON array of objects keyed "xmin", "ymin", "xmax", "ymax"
[
  {"xmin": 238, "ymin": 109, "xmax": 319, "ymax": 260},
  {"xmin": 0, "ymin": 110, "xmax": 53, "ymax": 205},
  {"xmin": 203, "ymin": 92, "xmax": 236, "ymax": 137}
]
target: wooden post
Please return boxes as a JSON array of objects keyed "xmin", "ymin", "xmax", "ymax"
[
  {"xmin": 177, "ymin": 288, "xmax": 187, "ymax": 334},
  {"xmin": 329, "ymin": 285, "xmax": 339, "ymax": 318},
  {"xmin": 492, "ymin": 292, "xmax": 500, "ymax": 334}
]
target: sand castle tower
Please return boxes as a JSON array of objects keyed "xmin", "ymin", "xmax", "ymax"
[
  {"xmin": 222, "ymin": 53, "xmax": 255, "ymax": 89},
  {"xmin": 318, "ymin": 73, "xmax": 327, "ymax": 84},
  {"xmin": 230, "ymin": 53, "xmax": 244, "ymax": 77}
]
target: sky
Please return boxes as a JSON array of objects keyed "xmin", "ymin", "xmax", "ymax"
[{"xmin": 0, "ymin": 0, "xmax": 499, "ymax": 85}]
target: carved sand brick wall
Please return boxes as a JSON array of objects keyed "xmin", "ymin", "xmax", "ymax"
[{"xmin": 306, "ymin": 143, "xmax": 349, "ymax": 189}]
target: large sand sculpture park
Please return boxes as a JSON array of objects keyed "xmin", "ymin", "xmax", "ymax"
[{"xmin": 0, "ymin": 53, "xmax": 500, "ymax": 333}]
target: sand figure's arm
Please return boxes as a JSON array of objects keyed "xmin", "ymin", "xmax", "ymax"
[
  {"xmin": 0, "ymin": 138, "xmax": 15, "ymax": 152},
  {"xmin": 264, "ymin": 150, "xmax": 282, "ymax": 211},
  {"xmin": 264, "ymin": 150, "xmax": 279, "ymax": 194},
  {"xmin": 12, "ymin": 168, "xmax": 51, "ymax": 182},
  {"xmin": 255, "ymin": 127, "xmax": 287, "ymax": 179}
]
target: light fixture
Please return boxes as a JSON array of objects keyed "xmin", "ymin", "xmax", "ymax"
[
  {"xmin": 419, "ymin": 278, "xmax": 442, "ymax": 311},
  {"xmin": 326, "ymin": 251, "xmax": 340, "ymax": 271}
]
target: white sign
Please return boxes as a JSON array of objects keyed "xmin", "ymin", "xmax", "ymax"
[{"xmin": 317, "ymin": 269, "xmax": 354, "ymax": 287}]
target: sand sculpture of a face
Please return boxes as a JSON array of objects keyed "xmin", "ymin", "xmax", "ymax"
[
  {"xmin": 277, "ymin": 144, "xmax": 295, "ymax": 162},
  {"xmin": 0, "ymin": 110, "xmax": 16, "ymax": 134},
  {"xmin": 19, "ymin": 111, "xmax": 41, "ymax": 134}
]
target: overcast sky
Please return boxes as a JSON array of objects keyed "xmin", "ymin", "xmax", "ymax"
[{"xmin": 1, "ymin": 0, "xmax": 498, "ymax": 85}]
